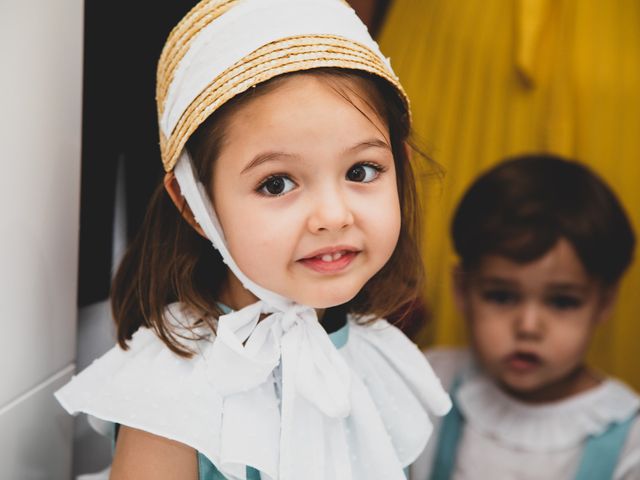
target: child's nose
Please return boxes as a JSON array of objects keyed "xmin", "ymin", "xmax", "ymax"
[
  {"xmin": 307, "ymin": 188, "xmax": 355, "ymax": 233},
  {"xmin": 514, "ymin": 302, "xmax": 545, "ymax": 338}
]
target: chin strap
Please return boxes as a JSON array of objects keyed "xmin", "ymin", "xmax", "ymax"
[
  {"xmin": 173, "ymin": 151, "xmax": 291, "ymax": 312},
  {"xmin": 175, "ymin": 152, "xmax": 355, "ymax": 479}
]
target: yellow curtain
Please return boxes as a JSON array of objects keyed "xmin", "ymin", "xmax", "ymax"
[{"xmin": 379, "ymin": 0, "xmax": 640, "ymax": 390}]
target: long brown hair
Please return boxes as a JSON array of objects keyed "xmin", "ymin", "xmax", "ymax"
[{"xmin": 112, "ymin": 68, "xmax": 429, "ymax": 356}]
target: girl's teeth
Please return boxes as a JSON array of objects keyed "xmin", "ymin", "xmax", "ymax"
[{"xmin": 319, "ymin": 252, "xmax": 345, "ymax": 262}]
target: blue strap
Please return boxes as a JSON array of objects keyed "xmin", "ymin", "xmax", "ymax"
[
  {"xmin": 429, "ymin": 377, "xmax": 463, "ymax": 480},
  {"xmin": 197, "ymin": 453, "xmax": 227, "ymax": 480},
  {"xmin": 573, "ymin": 414, "xmax": 636, "ymax": 480},
  {"xmin": 329, "ymin": 321, "xmax": 349, "ymax": 349},
  {"xmin": 198, "ymin": 452, "xmax": 262, "ymax": 480}
]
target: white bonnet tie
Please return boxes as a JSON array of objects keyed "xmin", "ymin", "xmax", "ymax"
[
  {"xmin": 175, "ymin": 150, "xmax": 353, "ymax": 415},
  {"xmin": 175, "ymin": 151, "xmax": 354, "ymax": 479}
]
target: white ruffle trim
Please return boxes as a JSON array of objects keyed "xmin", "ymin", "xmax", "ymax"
[
  {"xmin": 55, "ymin": 306, "xmax": 450, "ymax": 480},
  {"xmin": 457, "ymin": 371, "xmax": 640, "ymax": 452}
]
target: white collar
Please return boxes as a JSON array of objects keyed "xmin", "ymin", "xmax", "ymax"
[
  {"xmin": 457, "ymin": 368, "xmax": 640, "ymax": 452},
  {"xmin": 56, "ymin": 303, "xmax": 451, "ymax": 480}
]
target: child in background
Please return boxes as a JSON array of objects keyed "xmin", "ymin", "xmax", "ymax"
[
  {"xmin": 55, "ymin": 1, "xmax": 451, "ymax": 479},
  {"xmin": 413, "ymin": 154, "xmax": 639, "ymax": 480}
]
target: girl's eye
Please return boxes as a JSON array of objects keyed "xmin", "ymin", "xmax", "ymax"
[
  {"xmin": 547, "ymin": 295, "xmax": 583, "ymax": 310},
  {"xmin": 482, "ymin": 289, "xmax": 519, "ymax": 306},
  {"xmin": 346, "ymin": 163, "xmax": 383, "ymax": 183},
  {"xmin": 257, "ymin": 175, "xmax": 296, "ymax": 196}
]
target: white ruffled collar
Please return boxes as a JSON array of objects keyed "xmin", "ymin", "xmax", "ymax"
[
  {"xmin": 56, "ymin": 303, "xmax": 451, "ymax": 480},
  {"xmin": 456, "ymin": 366, "xmax": 640, "ymax": 452}
]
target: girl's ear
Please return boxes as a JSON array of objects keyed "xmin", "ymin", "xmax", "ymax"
[{"xmin": 163, "ymin": 172, "xmax": 206, "ymax": 238}]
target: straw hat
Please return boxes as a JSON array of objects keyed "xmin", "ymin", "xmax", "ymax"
[{"xmin": 156, "ymin": 0, "xmax": 408, "ymax": 172}]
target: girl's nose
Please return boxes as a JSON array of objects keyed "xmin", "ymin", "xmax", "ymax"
[
  {"xmin": 514, "ymin": 302, "xmax": 545, "ymax": 339},
  {"xmin": 307, "ymin": 189, "xmax": 355, "ymax": 233}
]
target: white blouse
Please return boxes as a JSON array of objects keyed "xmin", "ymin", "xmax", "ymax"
[
  {"xmin": 55, "ymin": 303, "xmax": 451, "ymax": 480},
  {"xmin": 411, "ymin": 348, "xmax": 640, "ymax": 480}
]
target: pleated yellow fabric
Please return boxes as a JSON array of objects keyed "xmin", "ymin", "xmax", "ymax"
[{"xmin": 379, "ymin": 0, "xmax": 640, "ymax": 390}]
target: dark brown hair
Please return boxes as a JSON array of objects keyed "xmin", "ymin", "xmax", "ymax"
[
  {"xmin": 112, "ymin": 68, "xmax": 427, "ymax": 356},
  {"xmin": 451, "ymin": 154, "xmax": 635, "ymax": 286}
]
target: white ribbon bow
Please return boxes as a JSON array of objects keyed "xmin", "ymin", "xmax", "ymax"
[{"xmin": 206, "ymin": 301, "xmax": 351, "ymax": 418}]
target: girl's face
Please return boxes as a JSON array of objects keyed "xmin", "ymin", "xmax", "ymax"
[
  {"xmin": 211, "ymin": 74, "xmax": 401, "ymax": 308},
  {"xmin": 456, "ymin": 238, "xmax": 615, "ymax": 403}
]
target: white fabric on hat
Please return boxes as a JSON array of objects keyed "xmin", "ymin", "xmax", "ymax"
[{"xmin": 161, "ymin": 0, "xmax": 393, "ymax": 138}]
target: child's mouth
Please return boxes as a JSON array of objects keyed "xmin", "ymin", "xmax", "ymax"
[
  {"xmin": 298, "ymin": 249, "xmax": 359, "ymax": 273},
  {"xmin": 505, "ymin": 351, "xmax": 542, "ymax": 372}
]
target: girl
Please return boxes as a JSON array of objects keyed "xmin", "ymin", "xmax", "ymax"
[
  {"xmin": 55, "ymin": 1, "xmax": 451, "ymax": 479},
  {"xmin": 413, "ymin": 155, "xmax": 640, "ymax": 480}
]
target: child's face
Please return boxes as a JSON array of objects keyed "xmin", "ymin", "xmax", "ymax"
[
  {"xmin": 210, "ymin": 74, "xmax": 401, "ymax": 308},
  {"xmin": 456, "ymin": 238, "xmax": 615, "ymax": 402}
]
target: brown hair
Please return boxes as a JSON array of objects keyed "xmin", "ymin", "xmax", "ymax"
[
  {"xmin": 451, "ymin": 154, "xmax": 636, "ymax": 286},
  {"xmin": 112, "ymin": 68, "xmax": 427, "ymax": 356}
]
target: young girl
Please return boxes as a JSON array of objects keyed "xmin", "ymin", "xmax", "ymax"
[
  {"xmin": 413, "ymin": 155, "xmax": 639, "ymax": 480},
  {"xmin": 55, "ymin": 1, "xmax": 451, "ymax": 479}
]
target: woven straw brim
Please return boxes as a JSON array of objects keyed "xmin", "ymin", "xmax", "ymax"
[
  {"xmin": 156, "ymin": 0, "xmax": 352, "ymax": 112},
  {"xmin": 157, "ymin": 34, "xmax": 409, "ymax": 172},
  {"xmin": 157, "ymin": 0, "xmax": 238, "ymax": 115}
]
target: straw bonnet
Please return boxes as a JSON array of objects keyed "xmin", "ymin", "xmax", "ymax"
[{"xmin": 156, "ymin": 0, "xmax": 409, "ymax": 172}]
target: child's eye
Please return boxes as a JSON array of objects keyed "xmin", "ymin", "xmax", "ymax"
[
  {"xmin": 547, "ymin": 295, "xmax": 583, "ymax": 310},
  {"xmin": 257, "ymin": 175, "xmax": 296, "ymax": 196},
  {"xmin": 482, "ymin": 289, "xmax": 519, "ymax": 305},
  {"xmin": 346, "ymin": 162, "xmax": 384, "ymax": 183}
]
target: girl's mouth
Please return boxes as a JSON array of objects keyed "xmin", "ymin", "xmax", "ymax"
[
  {"xmin": 298, "ymin": 249, "xmax": 359, "ymax": 273},
  {"xmin": 505, "ymin": 351, "xmax": 543, "ymax": 373}
]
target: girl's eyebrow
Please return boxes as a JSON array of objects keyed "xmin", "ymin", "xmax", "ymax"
[
  {"xmin": 347, "ymin": 138, "xmax": 391, "ymax": 153},
  {"xmin": 241, "ymin": 151, "xmax": 299, "ymax": 174}
]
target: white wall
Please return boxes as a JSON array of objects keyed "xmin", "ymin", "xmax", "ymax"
[
  {"xmin": 72, "ymin": 157, "xmax": 126, "ymax": 477},
  {"xmin": 0, "ymin": 0, "xmax": 84, "ymax": 478}
]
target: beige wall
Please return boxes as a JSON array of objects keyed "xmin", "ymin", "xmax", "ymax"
[{"xmin": 0, "ymin": 0, "xmax": 83, "ymax": 477}]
